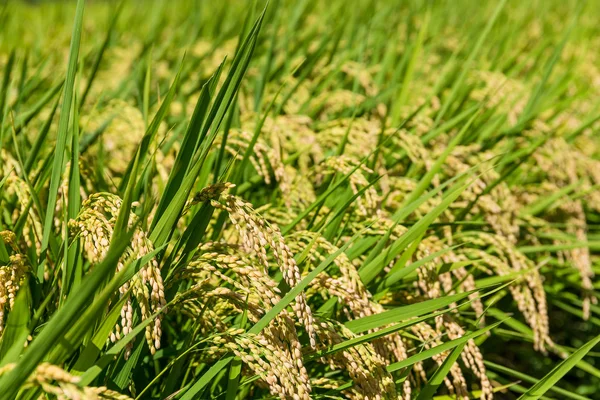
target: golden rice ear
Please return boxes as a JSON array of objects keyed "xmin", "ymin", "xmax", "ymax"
[
  {"xmin": 17, "ymin": 362, "xmax": 135, "ymax": 400},
  {"xmin": 203, "ymin": 330, "xmax": 312, "ymax": 399},
  {"xmin": 312, "ymin": 318, "xmax": 398, "ymax": 399},
  {"xmin": 174, "ymin": 240, "xmax": 313, "ymax": 399},
  {"xmin": 0, "ymin": 232, "xmax": 28, "ymax": 336},
  {"xmin": 69, "ymin": 193, "xmax": 166, "ymax": 358},
  {"xmin": 457, "ymin": 233, "xmax": 552, "ymax": 353},
  {"xmin": 316, "ymin": 155, "xmax": 379, "ymax": 216},
  {"xmin": 210, "ymin": 193, "xmax": 317, "ymax": 349},
  {"xmin": 80, "ymin": 100, "xmax": 146, "ymax": 176}
]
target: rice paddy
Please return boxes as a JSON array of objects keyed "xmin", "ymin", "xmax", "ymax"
[{"xmin": 0, "ymin": 0, "xmax": 599, "ymax": 399}]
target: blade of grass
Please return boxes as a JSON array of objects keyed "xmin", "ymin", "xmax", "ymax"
[
  {"xmin": 39, "ymin": 0, "xmax": 85, "ymax": 272},
  {"xmin": 518, "ymin": 334, "xmax": 600, "ymax": 400},
  {"xmin": 415, "ymin": 342, "xmax": 466, "ymax": 400}
]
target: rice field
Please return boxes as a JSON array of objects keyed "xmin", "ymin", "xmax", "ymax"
[{"xmin": 0, "ymin": 0, "xmax": 599, "ymax": 399}]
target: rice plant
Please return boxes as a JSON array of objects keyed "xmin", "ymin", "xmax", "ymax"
[{"xmin": 0, "ymin": 0, "xmax": 599, "ymax": 399}]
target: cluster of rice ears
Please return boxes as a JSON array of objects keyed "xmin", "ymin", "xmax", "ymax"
[{"xmin": 0, "ymin": 0, "xmax": 599, "ymax": 398}]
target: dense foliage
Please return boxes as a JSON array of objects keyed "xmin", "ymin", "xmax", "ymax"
[{"xmin": 0, "ymin": 0, "xmax": 599, "ymax": 399}]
